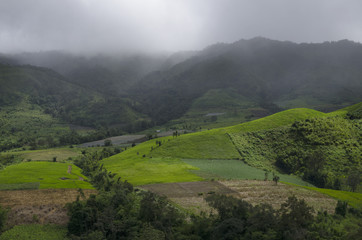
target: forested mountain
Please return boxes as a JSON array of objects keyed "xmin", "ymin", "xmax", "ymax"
[
  {"xmin": 1, "ymin": 37, "xmax": 362, "ymax": 138},
  {"xmin": 131, "ymin": 38, "xmax": 362, "ymax": 124},
  {"xmin": 8, "ymin": 51, "xmax": 183, "ymax": 95},
  {"xmin": 0, "ymin": 63, "xmax": 149, "ymax": 150}
]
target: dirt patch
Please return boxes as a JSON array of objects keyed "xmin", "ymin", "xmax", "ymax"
[
  {"xmin": 0, "ymin": 189, "xmax": 97, "ymax": 227},
  {"xmin": 219, "ymin": 180, "xmax": 337, "ymax": 214},
  {"xmin": 141, "ymin": 181, "xmax": 237, "ymax": 214},
  {"xmin": 141, "ymin": 180, "xmax": 337, "ymax": 215}
]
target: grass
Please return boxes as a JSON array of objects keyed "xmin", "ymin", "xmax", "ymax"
[
  {"xmin": 0, "ymin": 162, "xmax": 94, "ymax": 189},
  {"xmin": 152, "ymin": 132, "xmax": 240, "ymax": 159},
  {"xmin": 102, "ymin": 138, "xmax": 203, "ymax": 186},
  {"xmin": 225, "ymin": 108, "xmax": 326, "ymax": 133},
  {"xmin": 102, "ymin": 108, "xmax": 334, "ymax": 186},
  {"xmin": 12, "ymin": 147, "xmax": 82, "ymax": 162},
  {"xmin": 0, "ymin": 224, "xmax": 69, "ymax": 240},
  {"xmin": 0, "ymin": 182, "xmax": 40, "ymax": 191},
  {"xmin": 182, "ymin": 159, "xmax": 312, "ymax": 186},
  {"xmin": 301, "ymin": 185, "xmax": 362, "ymax": 210}
]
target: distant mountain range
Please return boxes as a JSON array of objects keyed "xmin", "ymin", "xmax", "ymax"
[{"xmin": 1, "ymin": 37, "xmax": 361, "ymax": 130}]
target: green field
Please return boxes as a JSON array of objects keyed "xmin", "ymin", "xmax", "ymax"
[
  {"xmin": 0, "ymin": 224, "xmax": 69, "ymax": 240},
  {"xmin": 0, "ymin": 162, "xmax": 93, "ymax": 189},
  {"xmin": 183, "ymin": 159, "xmax": 312, "ymax": 186},
  {"xmin": 8, "ymin": 147, "xmax": 82, "ymax": 162},
  {"xmin": 225, "ymin": 108, "xmax": 326, "ymax": 133},
  {"xmin": 303, "ymin": 186, "xmax": 362, "ymax": 210},
  {"xmin": 152, "ymin": 131, "xmax": 240, "ymax": 159},
  {"xmin": 102, "ymin": 107, "xmax": 345, "ymax": 186},
  {"xmin": 102, "ymin": 138, "xmax": 203, "ymax": 186}
]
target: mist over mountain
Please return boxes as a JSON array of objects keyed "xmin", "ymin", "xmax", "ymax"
[
  {"xmin": 2, "ymin": 37, "xmax": 362, "ymax": 127},
  {"xmin": 129, "ymin": 38, "xmax": 362, "ymax": 123}
]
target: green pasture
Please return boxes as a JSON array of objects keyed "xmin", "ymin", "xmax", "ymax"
[
  {"xmin": 0, "ymin": 162, "xmax": 93, "ymax": 189},
  {"xmin": 225, "ymin": 108, "xmax": 326, "ymax": 133},
  {"xmin": 152, "ymin": 131, "xmax": 240, "ymax": 159},
  {"xmin": 183, "ymin": 159, "xmax": 312, "ymax": 186},
  {"xmin": 0, "ymin": 224, "xmax": 69, "ymax": 240},
  {"xmin": 15, "ymin": 147, "xmax": 82, "ymax": 162},
  {"xmin": 102, "ymin": 138, "xmax": 202, "ymax": 186},
  {"xmin": 283, "ymin": 182, "xmax": 362, "ymax": 210},
  {"xmin": 303, "ymin": 186, "xmax": 362, "ymax": 210}
]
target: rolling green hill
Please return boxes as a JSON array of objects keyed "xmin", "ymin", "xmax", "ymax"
[{"xmin": 102, "ymin": 104, "xmax": 361, "ymax": 192}]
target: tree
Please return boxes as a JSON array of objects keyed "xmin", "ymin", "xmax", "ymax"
[
  {"xmin": 104, "ymin": 139, "xmax": 112, "ymax": 146},
  {"xmin": 0, "ymin": 205, "xmax": 7, "ymax": 232},
  {"xmin": 347, "ymin": 170, "xmax": 360, "ymax": 192},
  {"xmin": 278, "ymin": 196, "xmax": 314, "ymax": 239},
  {"xmin": 273, "ymin": 175, "xmax": 280, "ymax": 185},
  {"xmin": 335, "ymin": 200, "xmax": 348, "ymax": 217}
]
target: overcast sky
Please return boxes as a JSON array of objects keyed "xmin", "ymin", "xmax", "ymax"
[{"xmin": 0, "ymin": 0, "xmax": 361, "ymax": 54}]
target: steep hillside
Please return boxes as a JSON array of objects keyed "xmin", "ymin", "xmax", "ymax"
[
  {"xmin": 229, "ymin": 103, "xmax": 362, "ymax": 189},
  {"xmin": 151, "ymin": 108, "xmax": 325, "ymax": 159},
  {"xmin": 0, "ymin": 64, "xmax": 148, "ymax": 150},
  {"xmin": 132, "ymin": 38, "xmax": 362, "ymax": 124}
]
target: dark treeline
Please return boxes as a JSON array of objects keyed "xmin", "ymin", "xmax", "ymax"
[{"xmin": 66, "ymin": 151, "xmax": 362, "ymax": 240}]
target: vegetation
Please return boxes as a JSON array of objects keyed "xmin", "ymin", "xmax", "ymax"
[
  {"xmin": 230, "ymin": 108, "xmax": 361, "ymax": 190},
  {"xmin": 183, "ymin": 159, "xmax": 311, "ymax": 186},
  {"xmin": 101, "ymin": 138, "xmax": 202, "ymax": 186},
  {"xmin": 0, "ymin": 162, "xmax": 93, "ymax": 189},
  {"xmin": 0, "ymin": 224, "xmax": 69, "ymax": 240},
  {"xmin": 66, "ymin": 151, "xmax": 362, "ymax": 239}
]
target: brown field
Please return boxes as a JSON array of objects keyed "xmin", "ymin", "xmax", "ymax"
[
  {"xmin": 142, "ymin": 180, "xmax": 337, "ymax": 215},
  {"xmin": 0, "ymin": 189, "xmax": 97, "ymax": 227}
]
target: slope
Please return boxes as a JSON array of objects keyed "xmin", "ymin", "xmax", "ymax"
[
  {"xmin": 0, "ymin": 63, "xmax": 148, "ymax": 150},
  {"xmin": 131, "ymin": 38, "xmax": 362, "ymax": 125},
  {"xmin": 102, "ymin": 108, "xmax": 328, "ymax": 186}
]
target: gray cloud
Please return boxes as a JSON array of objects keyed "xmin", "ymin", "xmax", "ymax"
[{"xmin": 0, "ymin": 0, "xmax": 361, "ymax": 54}]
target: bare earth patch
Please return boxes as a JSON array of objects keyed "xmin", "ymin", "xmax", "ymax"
[
  {"xmin": 141, "ymin": 180, "xmax": 337, "ymax": 215},
  {"xmin": 219, "ymin": 180, "xmax": 337, "ymax": 213},
  {"xmin": 0, "ymin": 189, "xmax": 97, "ymax": 227}
]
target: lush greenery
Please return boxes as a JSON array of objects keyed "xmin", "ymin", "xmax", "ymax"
[
  {"xmin": 0, "ymin": 161, "xmax": 93, "ymax": 189},
  {"xmin": 0, "ymin": 224, "xmax": 69, "ymax": 240},
  {"xmin": 229, "ymin": 106, "xmax": 361, "ymax": 190},
  {"xmin": 66, "ymin": 152, "xmax": 362, "ymax": 240},
  {"xmin": 183, "ymin": 159, "xmax": 312, "ymax": 186},
  {"xmin": 101, "ymin": 138, "xmax": 202, "ymax": 186}
]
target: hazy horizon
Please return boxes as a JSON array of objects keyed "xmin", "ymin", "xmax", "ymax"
[{"xmin": 1, "ymin": 0, "xmax": 362, "ymax": 55}]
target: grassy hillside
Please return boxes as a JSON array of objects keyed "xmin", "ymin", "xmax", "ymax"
[
  {"xmin": 152, "ymin": 108, "xmax": 325, "ymax": 160},
  {"xmin": 102, "ymin": 104, "xmax": 360, "ymax": 192},
  {"xmin": 0, "ymin": 162, "xmax": 93, "ymax": 189},
  {"xmin": 103, "ymin": 108, "xmax": 329, "ymax": 186},
  {"xmin": 229, "ymin": 103, "xmax": 362, "ymax": 189},
  {"xmin": 102, "ymin": 138, "xmax": 202, "ymax": 186}
]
